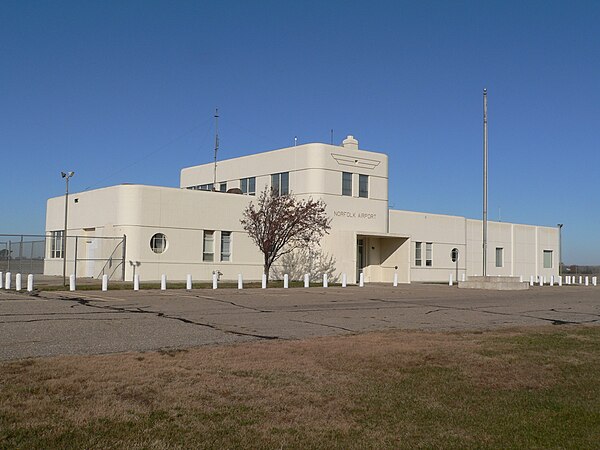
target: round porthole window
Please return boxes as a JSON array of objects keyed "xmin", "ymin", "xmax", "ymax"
[
  {"xmin": 451, "ymin": 248, "xmax": 459, "ymax": 262},
  {"xmin": 150, "ymin": 233, "xmax": 168, "ymax": 254}
]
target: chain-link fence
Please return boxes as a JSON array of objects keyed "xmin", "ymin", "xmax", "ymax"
[{"xmin": 0, "ymin": 234, "xmax": 126, "ymax": 280}]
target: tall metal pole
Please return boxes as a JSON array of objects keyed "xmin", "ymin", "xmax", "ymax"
[
  {"xmin": 61, "ymin": 171, "xmax": 74, "ymax": 286},
  {"xmin": 213, "ymin": 108, "xmax": 219, "ymax": 190},
  {"xmin": 483, "ymin": 89, "xmax": 488, "ymax": 277},
  {"xmin": 557, "ymin": 223, "xmax": 563, "ymax": 275}
]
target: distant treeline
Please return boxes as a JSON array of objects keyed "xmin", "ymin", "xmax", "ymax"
[{"xmin": 563, "ymin": 265, "xmax": 600, "ymax": 274}]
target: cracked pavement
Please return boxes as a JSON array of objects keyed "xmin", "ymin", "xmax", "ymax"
[{"xmin": 1, "ymin": 283, "xmax": 599, "ymax": 360}]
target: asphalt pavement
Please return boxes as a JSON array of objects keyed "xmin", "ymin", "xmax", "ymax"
[{"xmin": 1, "ymin": 283, "xmax": 599, "ymax": 360}]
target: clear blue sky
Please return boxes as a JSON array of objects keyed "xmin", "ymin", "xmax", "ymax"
[{"xmin": 1, "ymin": 0, "xmax": 598, "ymax": 264}]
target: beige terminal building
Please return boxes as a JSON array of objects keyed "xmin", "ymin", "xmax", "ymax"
[{"xmin": 45, "ymin": 136, "xmax": 559, "ymax": 284}]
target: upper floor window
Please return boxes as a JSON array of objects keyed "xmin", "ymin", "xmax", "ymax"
[
  {"xmin": 240, "ymin": 177, "xmax": 256, "ymax": 195},
  {"xmin": 271, "ymin": 172, "xmax": 289, "ymax": 196},
  {"xmin": 359, "ymin": 174, "xmax": 368, "ymax": 198},
  {"xmin": 425, "ymin": 242, "xmax": 432, "ymax": 266},
  {"xmin": 342, "ymin": 172, "xmax": 352, "ymax": 196},
  {"xmin": 415, "ymin": 242, "xmax": 422, "ymax": 266}
]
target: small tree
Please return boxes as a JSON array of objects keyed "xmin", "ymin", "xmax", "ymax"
[{"xmin": 241, "ymin": 187, "xmax": 331, "ymax": 283}]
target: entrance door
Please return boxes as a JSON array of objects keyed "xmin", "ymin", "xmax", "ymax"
[{"xmin": 356, "ymin": 238, "xmax": 366, "ymax": 281}]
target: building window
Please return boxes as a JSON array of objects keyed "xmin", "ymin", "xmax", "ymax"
[
  {"xmin": 543, "ymin": 250, "xmax": 553, "ymax": 269},
  {"xmin": 415, "ymin": 242, "xmax": 422, "ymax": 266},
  {"xmin": 221, "ymin": 231, "xmax": 231, "ymax": 262},
  {"xmin": 50, "ymin": 231, "xmax": 63, "ymax": 258},
  {"xmin": 425, "ymin": 242, "xmax": 432, "ymax": 266},
  {"xmin": 271, "ymin": 172, "xmax": 289, "ymax": 196},
  {"xmin": 451, "ymin": 248, "xmax": 459, "ymax": 263},
  {"xmin": 359, "ymin": 174, "xmax": 368, "ymax": 198},
  {"xmin": 496, "ymin": 247, "xmax": 503, "ymax": 267},
  {"xmin": 219, "ymin": 182, "xmax": 227, "ymax": 192},
  {"xmin": 240, "ymin": 177, "xmax": 256, "ymax": 195},
  {"xmin": 342, "ymin": 172, "xmax": 352, "ymax": 196},
  {"xmin": 200, "ymin": 183, "xmax": 213, "ymax": 191},
  {"xmin": 203, "ymin": 231, "xmax": 214, "ymax": 262},
  {"xmin": 150, "ymin": 233, "xmax": 167, "ymax": 254}
]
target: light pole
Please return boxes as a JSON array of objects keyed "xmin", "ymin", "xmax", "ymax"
[
  {"xmin": 61, "ymin": 171, "xmax": 75, "ymax": 285},
  {"xmin": 557, "ymin": 223, "xmax": 563, "ymax": 275},
  {"xmin": 482, "ymin": 88, "xmax": 488, "ymax": 277}
]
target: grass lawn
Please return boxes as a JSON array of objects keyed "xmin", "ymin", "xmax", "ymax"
[{"xmin": 1, "ymin": 326, "xmax": 599, "ymax": 449}]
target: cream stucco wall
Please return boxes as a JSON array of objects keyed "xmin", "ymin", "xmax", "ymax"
[{"xmin": 44, "ymin": 137, "xmax": 559, "ymax": 284}]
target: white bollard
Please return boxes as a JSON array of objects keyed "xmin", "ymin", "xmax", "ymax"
[
  {"xmin": 27, "ymin": 274, "xmax": 34, "ymax": 292},
  {"xmin": 186, "ymin": 274, "xmax": 192, "ymax": 290},
  {"xmin": 237, "ymin": 273, "xmax": 243, "ymax": 290},
  {"xmin": 539, "ymin": 276, "xmax": 543, "ymax": 286},
  {"xmin": 134, "ymin": 274, "xmax": 140, "ymax": 291},
  {"xmin": 304, "ymin": 274, "xmax": 309, "ymax": 288},
  {"xmin": 359, "ymin": 272, "xmax": 364, "ymax": 287},
  {"xmin": 342, "ymin": 273, "xmax": 347, "ymax": 287},
  {"xmin": 544, "ymin": 276, "xmax": 547, "ymax": 285},
  {"xmin": 462, "ymin": 273, "xmax": 466, "ymax": 282},
  {"xmin": 550, "ymin": 275, "xmax": 554, "ymax": 287},
  {"xmin": 449, "ymin": 273, "xmax": 453, "ymax": 286},
  {"xmin": 558, "ymin": 276, "xmax": 562, "ymax": 287},
  {"xmin": 519, "ymin": 275, "xmax": 523, "ymax": 283},
  {"xmin": 579, "ymin": 276, "xmax": 583, "ymax": 284},
  {"xmin": 16, "ymin": 273, "xmax": 22, "ymax": 291},
  {"xmin": 212, "ymin": 273, "xmax": 218, "ymax": 290},
  {"xmin": 284, "ymin": 274, "xmax": 289, "ymax": 289},
  {"xmin": 393, "ymin": 271, "xmax": 398, "ymax": 287},
  {"xmin": 262, "ymin": 273, "xmax": 267, "ymax": 289},
  {"xmin": 69, "ymin": 274, "xmax": 76, "ymax": 291},
  {"xmin": 0, "ymin": 271, "xmax": 3, "ymax": 289},
  {"xmin": 585, "ymin": 276, "xmax": 589, "ymax": 286},
  {"xmin": 566, "ymin": 275, "xmax": 571, "ymax": 285},
  {"xmin": 323, "ymin": 273, "xmax": 328, "ymax": 288},
  {"xmin": 5, "ymin": 272, "xmax": 11, "ymax": 290},
  {"xmin": 530, "ymin": 275, "xmax": 534, "ymax": 287},
  {"xmin": 592, "ymin": 276, "xmax": 597, "ymax": 286},
  {"xmin": 161, "ymin": 274, "xmax": 167, "ymax": 290},
  {"xmin": 102, "ymin": 274, "xmax": 108, "ymax": 291}
]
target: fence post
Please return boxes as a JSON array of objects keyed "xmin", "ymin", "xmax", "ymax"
[
  {"xmin": 19, "ymin": 235, "xmax": 23, "ymax": 273},
  {"xmin": 7, "ymin": 241, "xmax": 11, "ymax": 272},
  {"xmin": 121, "ymin": 235, "xmax": 127, "ymax": 281}
]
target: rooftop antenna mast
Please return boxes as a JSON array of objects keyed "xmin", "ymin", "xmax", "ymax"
[
  {"xmin": 330, "ymin": 129, "xmax": 334, "ymax": 145},
  {"xmin": 213, "ymin": 108, "xmax": 219, "ymax": 190},
  {"xmin": 483, "ymin": 89, "xmax": 488, "ymax": 276}
]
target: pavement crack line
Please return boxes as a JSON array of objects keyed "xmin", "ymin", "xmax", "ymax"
[
  {"xmin": 288, "ymin": 319, "xmax": 355, "ymax": 333},
  {"xmin": 0, "ymin": 317, "xmax": 129, "ymax": 324},
  {"xmin": 53, "ymin": 294, "xmax": 279, "ymax": 341}
]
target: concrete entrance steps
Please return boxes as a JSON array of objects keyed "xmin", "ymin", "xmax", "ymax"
[{"xmin": 458, "ymin": 275, "xmax": 529, "ymax": 291}]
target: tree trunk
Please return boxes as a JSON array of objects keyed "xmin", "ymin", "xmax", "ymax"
[{"xmin": 264, "ymin": 259, "xmax": 270, "ymax": 285}]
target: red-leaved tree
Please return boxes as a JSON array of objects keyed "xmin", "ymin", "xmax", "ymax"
[{"xmin": 241, "ymin": 187, "xmax": 331, "ymax": 283}]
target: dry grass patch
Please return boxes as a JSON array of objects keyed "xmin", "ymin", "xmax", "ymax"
[{"xmin": 2, "ymin": 326, "xmax": 600, "ymax": 448}]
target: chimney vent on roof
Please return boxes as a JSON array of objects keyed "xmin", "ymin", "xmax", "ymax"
[{"xmin": 342, "ymin": 135, "xmax": 358, "ymax": 150}]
